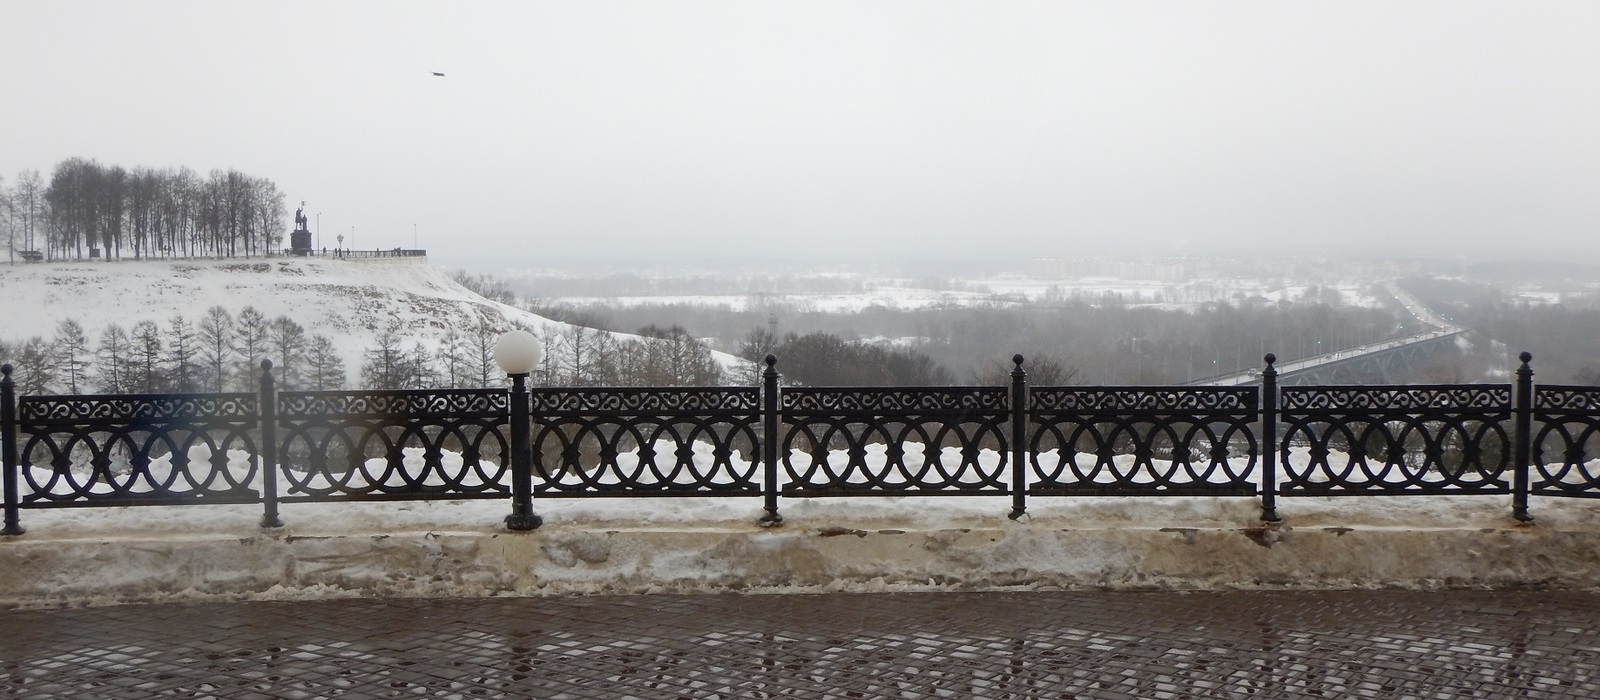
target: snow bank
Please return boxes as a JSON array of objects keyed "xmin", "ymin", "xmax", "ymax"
[{"xmin": 0, "ymin": 256, "xmax": 742, "ymax": 373}]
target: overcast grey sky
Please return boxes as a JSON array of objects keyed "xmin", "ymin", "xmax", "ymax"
[{"xmin": 5, "ymin": 1, "xmax": 1597, "ymax": 268}]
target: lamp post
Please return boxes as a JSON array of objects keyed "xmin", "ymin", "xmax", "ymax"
[{"xmin": 495, "ymin": 330, "xmax": 544, "ymax": 530}]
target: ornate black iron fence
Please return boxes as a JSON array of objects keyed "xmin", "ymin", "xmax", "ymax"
[
  {"xmin": 0, "ymin": 352, "xmax": 1594, "ymax": 536},
  {"xmin": 1027, "ymin": 384, "xmax": 1259, "ymax": 497},
  {"xmin": 1277, "ymin": 385, "xmax": 1514, "ymax": 495},
  {"xmin": 1531, "ymin": 384, "xmax": 1600, "ymax": 498},
  {"xmin": 274, "ymin": 388, "xmax": 512, "ymax": 503},
  {"xmin": 14, "ymin": 392, "xmax": 262, "ymax": 510},
  {"xmin": 778, "ymin": 385, "xmax": 1010, "ymax": 497},
  {"xmin": 528, "ymin": 387, "xmax": 761, "ymax": 497}
]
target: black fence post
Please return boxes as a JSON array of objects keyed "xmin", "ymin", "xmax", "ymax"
[
  {"xmin": 1, "ymin": 365, "xmax": 24, "ymax": 536},
  {"xmin": 1260, "ymin": 353, "xmax": 1280, "ymax": 523},
  {"xmin": 505, "ymin": 373, "xmax": 542, "ymax": 530},
  {"xmin": 259, "ymin": 360, "xmax": 283, "ymax": 528},
  {"xmin": 760, "ymin": 354, "xmax": 783, "ymax": 526},
  {"xmin": 1008, "ymin": 354, "xmax": 1028, "ymax": 520},
  {"xmin": 1513, "ymin": 351, "xmax": 1534, "ymax": 523}
]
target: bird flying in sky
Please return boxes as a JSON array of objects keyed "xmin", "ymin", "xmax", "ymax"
[{"xmin": 432, "ymin": 72, "xmax": 445, "ymax": 77}]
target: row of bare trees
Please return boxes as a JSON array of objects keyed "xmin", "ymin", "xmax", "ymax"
[
  {"xmin": 445, "ymin": 269, "xmax": 730, "ymax": 389},
  {"xmin": 356, "ymin": 322, "xmax": 728, "ymax": 391},
  {"xmin": 1, "ymin": 159, "xmax": 286, "ymax": 263},
  {"xmin": 4, "ymin": 317, "xmax": 728, "ymax": 396},
  {"xmin": 0, "ymin": 308, "xmax": 345, "ymax": 396}
]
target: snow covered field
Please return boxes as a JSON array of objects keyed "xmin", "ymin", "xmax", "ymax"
[
  {"xmin": 529, "ymin": 272, "xmax": 1388, "ymax": 313},
  {"xmin": 0, "ymin": 256, "xmax": 742, "ymax": 375},
  {"xmin": 0, "ymin": 257, "xmax": 555, "ymax": 361}
]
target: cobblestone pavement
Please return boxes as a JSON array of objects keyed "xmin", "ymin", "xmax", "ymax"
[{"xmin": 2, "ymin": 590, "xmax": 1599, "ymax": 699}]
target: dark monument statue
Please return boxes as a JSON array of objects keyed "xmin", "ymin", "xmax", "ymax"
[{"xmin": 290, "ymin": 202, "xmax": 313, "ymax": 255}]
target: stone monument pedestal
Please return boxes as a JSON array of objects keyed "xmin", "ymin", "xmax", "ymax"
[{"xmin": 290, "ymin": 228, "xmax": 312, "ymax": 255}]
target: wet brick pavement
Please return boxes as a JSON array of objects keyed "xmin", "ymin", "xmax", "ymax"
[{"xmin": 2, "ymin": 590, "xmax": 1599, "ymax": 699}]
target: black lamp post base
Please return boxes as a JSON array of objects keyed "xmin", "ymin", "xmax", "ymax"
[{"xmin": 505, "ymin": 513, "xmax": 543, "ymax": 531}]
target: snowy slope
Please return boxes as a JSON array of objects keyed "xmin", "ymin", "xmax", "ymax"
[{"xmin": 0, "ymin": 256, "xmax": 739, "ymax": 375}]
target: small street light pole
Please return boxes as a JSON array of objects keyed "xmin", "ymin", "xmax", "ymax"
[{"xmin": 495, "ymin": 330, "xmax": 545, "ymax": 531}]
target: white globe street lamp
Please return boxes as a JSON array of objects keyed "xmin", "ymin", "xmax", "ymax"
[
  {"xmin": 493, "ymin": 329, "xmax": 543, "ymax": 377},
  {"xmin": 495, "ymin": 330, "xmax": 543, "ymax": 530}
]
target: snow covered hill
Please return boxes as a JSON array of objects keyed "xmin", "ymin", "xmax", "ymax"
[{"xmin": 0, "ymin": 256, "xmax": 738, "ymax": 382}]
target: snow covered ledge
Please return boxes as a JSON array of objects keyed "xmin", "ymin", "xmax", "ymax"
[{"xmin": 1, "ymin": 495, "xmax": 1597, "ymax": 607}]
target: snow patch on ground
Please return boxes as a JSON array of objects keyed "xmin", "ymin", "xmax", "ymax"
[{"xmin": 0, "ymin": 257, "xmax": 742, "ymax": 376}]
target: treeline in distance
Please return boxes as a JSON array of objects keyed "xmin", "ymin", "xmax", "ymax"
[{"xmin": 1, "ymin": 159, "xmax": 286, "ymax": 263}]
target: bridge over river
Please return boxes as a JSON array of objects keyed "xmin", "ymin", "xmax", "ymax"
[{"xmin": 1193, "ymin": 283, "xmax": 1466, "ymax": 386}]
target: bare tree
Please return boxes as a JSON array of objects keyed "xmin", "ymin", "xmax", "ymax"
[
  {"xmin": 94, "ymin": 324, "xmax": 134, "ymax": 393},
  {"xmin": 436, "ymin": 329, "xmax": 473, "ymax": 388},
  {"xmin": 469, "ymin": 320, "xmax": 507, "ymax": 389},
  {"xmin": 45, "ymin": 158, "xmax": 96, "ymax": 259},
  {"xmin": 12, "ymin": 169, "xmax": 45, "ymax": 256},
  {"xmin": 632, "ymin": 325, "xmax": 724, "ymax": 386},
  {"xmin": 52, "ymin": 319, "xmax": 92, "ymax": 394},
  {"xmin": 406, "ymin": 341, "xmax": 437, "ymax": 389},
  {"xmin": 164, "ymin": 315, "xmax": 199, "ymax": 392},
  {"xmin": 7, "ymin": 336, "xmax": 56, "ymax": 394},
  {"xmin": 0, "ymin": 173, "xmax": 12, "ymax": 264},
  {"xmin": 305, "ymin": 335, "xmax": 345, "ymax": 391},
  {"xmin": 251, "ymin": 177, "xmax": 286, "ymax": 255},
  {"xmin": 124, "ymin": 166, "xmax": 160, "ymax": 259},
  {"xmin": 449, "ymin": 270, "xmax": 519, "ymax": 305},
  {"xmin": 534, "ymin": 327, "xmax": 559, "ymax": 387},
  {"xmin": 971, "ymin": 352, "xmax": 1080, "ymax": 386},
  {"xmin": 129, "ymin": 321, "xmax": 164, "ymax": 392},
  {"xmin": 360, "ymin": 325, "xmax": 411, "ymax": 390},
  {"xmin": 558, "ymin": 325, "xmax": 615, "ymax": 386},
  {"xmin": 268, "ymin": 316, "xmax": 306, "ymax": 390},
  {"xmin": 232, "ymin": 306, "xmax": 269, "ymax": 390},
  {"xmin": 197, "ymin": 306, "xmax": 234, "ymax": 392}
]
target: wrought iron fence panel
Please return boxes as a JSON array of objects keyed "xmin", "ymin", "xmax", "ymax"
[
  {"xmin": 1027, "ymin": 386, "xmax": 1259, "ymax": 496},
  {"xmin": 1530, "ymin": 385, "xmax": 1600, "ymax": 497},
  {"xmin": 779, "ymin": 387, "xmax": 1009, "ymax": 496},
  {"xmin": 275, "ymin": 389, "xmax": 511, "ymax": 502},
  {"xmin": 1278, "ymin": 385, "xmax": 1512, "ymax": 495},
  {"xmin": 16, "ymin": 394, "xmax": 260, "ymax": 507},
  {"xmin": 529, "ymin": 387, "xmax": 761, "ymax": 496}
]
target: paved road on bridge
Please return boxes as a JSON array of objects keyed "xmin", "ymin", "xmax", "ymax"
[
  {"xmin": 2, "ymin": 590, "xmax": 1597, "ymax": 698},
  {"xmin": 1196, "ymin": 282, "xmax": 1466, "ymax": 387}
]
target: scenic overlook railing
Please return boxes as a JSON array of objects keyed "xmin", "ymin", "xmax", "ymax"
[{"xmin": 1, "ymin": 352, "xmax": 1595, "ymax": 536}]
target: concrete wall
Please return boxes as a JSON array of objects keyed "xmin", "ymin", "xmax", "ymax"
[{"xmin": 3, "ymin": 503, "xmax": 1597, "ymax": 607}]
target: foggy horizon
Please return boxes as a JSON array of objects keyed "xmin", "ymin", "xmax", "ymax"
[{"xmin": 6, "ymin": 1, "xmax": 1599, "ymax": 268}]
